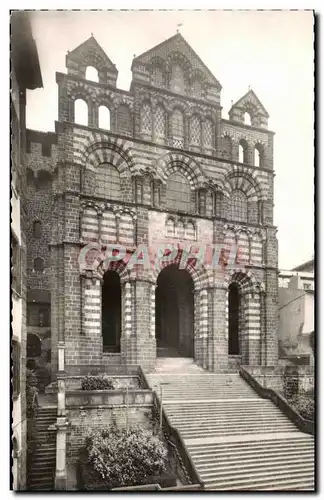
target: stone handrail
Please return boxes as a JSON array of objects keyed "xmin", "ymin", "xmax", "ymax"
[
  {"xmin": 113, "ymin": 483, "xmax": 202, "ymax": 491},
  {"xmin": 239, "ymin": 366, "xmax": 314, "ymax": 435}
]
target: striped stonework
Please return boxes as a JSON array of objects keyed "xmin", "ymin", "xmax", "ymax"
[
  {"xmin": 82, "ymin": 277, "xmax": 101, "ymax": 338},
  {"xmin": 251, "ymin": 232, "xmax": 263, "ymax": 265},
  {"xmin": 101, "ymin": 209, "xmax": 117, "ymax": 244},
  {"xmin": 237, "ymin": 230, "xmax": 249, "ymax": 266},
  {"xmin": 81, "ymin": 207, "xmax": 99, "ymax": 242},
  {"xmin": 150, "ymin": 284, "xmax": 155, "ymax": 337},
  {"xmin": 123, "ymin": 281, "xmax": 132, "ymax": 337},
  {"xmin": 199, "ymin": 289, "xmax": 208, "ymax": 339},
  {"xmin": 245, "ymin": 291, "xmax": 261, "ymax": 339},
  {"xmin": 119, "ymin": 213, "xmax": 135, "ymax": 246}
]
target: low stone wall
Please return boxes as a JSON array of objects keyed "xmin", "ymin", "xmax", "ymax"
[
  {"xmin": 66, "ymin": 375, "xmax": 140, "ymax": 391},
  {"xmin": 66, "ymin": 389, "xmax": 153, "ymax": 407},
  {"xmin": 244, "ymin": 365, "xmax": 314, "ymax": 394},
  {"xmin": 65, "ymin": 364, "xmax": 139, "ymax": 376},
  {"xmin": 66, "ymin": 389, "xmax": 155, "ymax": 490}
]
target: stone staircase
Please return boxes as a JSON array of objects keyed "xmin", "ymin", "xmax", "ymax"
[
  {"xmin": 27, "ymin": 407, "xmax": 57, "ymax": 491},
  {"xmin": 146, "ymin": 358, "xmax": 315, "ymax": 491}
]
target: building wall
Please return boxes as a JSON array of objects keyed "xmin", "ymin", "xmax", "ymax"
[
  {"xmin": 26, "ymin": 34, "xmax": 279, "ymax": 375},
  {"xmin": 11, "ymin": 73, "xmax": 28, "ymax": 493}
]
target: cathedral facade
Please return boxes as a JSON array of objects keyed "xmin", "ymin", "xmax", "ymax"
[{"xmin": 26, "ymin": 33, "xmax": 278, "ymax": 375}]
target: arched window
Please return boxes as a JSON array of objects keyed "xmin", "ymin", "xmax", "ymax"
[
  {"xmin": 33, "ymin": 221, "xmax": 42, "ymax": 239},
  {"xmin": 230, "ymin": 189, "xmax": 248, "ymax": 222},
  {"xmin": 166, "ymin": 172, "xmax": 191, "ymax": 213},
  {"xmin": 95, "ymin": 163, "xmax": 121, "ymax": 200},
  {"xmin": 85, "ymin": 66, "xmax": 99, "ymax": 82},
  {"xmin": 98, "ymin": 106, "xmax": 110, "ymax": 130},
  {"xmin": 239, "ymin": 139, "xmax": 248, "ymax": 164},
  {"xmin": 254, "ymin": 144, "xmax": 264, "ymax": 167},
  {"xmin": 166, "ymin": 218, "xmax": 175, "ymax": 237},
  {"xmin": 74, "ymin": 98, "xmax": 88, "ymax": 126},
  {"xmin": 228, "ymin": 283, "xmax": 240, "ymax": 355},
  {"xmin": 27, "ymin": 333, "xmax": 41, "ymax": 358},
  {"xmin": 172, "ymin": 109, "xmax": 184, "ymax": 148},
  {"xmin": 151, "ymin": 67, "xmax": 164, "ymax": 87},
  {"xmin": 190, "ymin": 115, "xmax": 201, "ymax": 146},
  {"xmin": 155, "ymin": 105, "xmax": 166, "ymax": 141},
  {"xmin": 102, "ymin": 271, "xmax": 121, "ymax": 353},
  {"xmin": 34, "ymin": 257, "xmax": 44, "ymax": 272},
  {"xmin": 170, "ymin": 64, "xmax": 185, "ymax": 94},
  {"xmin": 141, "ymin": 103, "xmax": 152, "ymax": 135},
  {"xmin": 244, "ymin": 112, "xmax": 252, "ymax": 126}
]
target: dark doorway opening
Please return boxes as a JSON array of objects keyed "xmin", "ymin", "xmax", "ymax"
[
  {"xmin": 228, "ymin": 283, "xmax": 240, "ymax": 355},
  {"xmin": 155, "ymin": 264, "xmax": 194, "ymax": 357},
  {"xmin": 102, "ymin": 270, "xmax": 121, "ymax": 352}
]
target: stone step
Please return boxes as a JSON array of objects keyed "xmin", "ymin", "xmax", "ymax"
[
  {"xmin": 187, "ymin": 435, "xmax": 313, "ymax": 450},
  {"xmin": 192, "ymin": 450, "xmax": 314, "ymax": 467},
  {"xmin": 181, "ymin": 428, "xmax": 299, "ymax": 438},
  {"xmin": 188, "ymin": 441, "xmax": 314, "ymax": 457},
  {"xmin": 205, "ymin": 471, "xmax": 314, "ymax": 490},
  {"xmin": 170, "ymin": 418, "xmax": 292, "ymax": 427},
  {"xmin": 197, "ymin": 456, "xmax": 314, "ymax": 476}
]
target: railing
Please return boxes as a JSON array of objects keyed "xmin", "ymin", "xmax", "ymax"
[
  {"xmin": 113, "ymin": 483, "xmax": 202, "ymax": 491},
  {"xmin": 240, "ymin": 367, "xmax": 314, "ymax": 435},
  {"xmin": 138, "ymin": 367, "xmax": 204, "ymax": 488}
]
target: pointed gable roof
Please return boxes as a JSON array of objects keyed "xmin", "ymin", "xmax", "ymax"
[
  {"xmin": 132, "ymin": 33, "xmax": 221, "ymax": 89},
  {"xmin": 66, "ymin": 35, "xmax": 117, "ymax": 73},
  {"xmin": 230, "ymin": 89, "xmax": 269, "ymax": 118}
]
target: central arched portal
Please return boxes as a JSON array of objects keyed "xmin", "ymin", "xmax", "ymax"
[{"xmin": 156, "ymin": 264, "xmax": 194, "ymax": 357}]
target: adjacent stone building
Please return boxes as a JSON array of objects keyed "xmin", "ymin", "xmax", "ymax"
[
  {"xmin": 26, "ymin": 33, "xmax": 278, "ymax": 377},
  {"xmin": 11, "ymin": 11, "xmax": 43, "ymax": 490},
  {"xmin": 278, "ymin": 259, "xmax": 314, "ymax": 364}
]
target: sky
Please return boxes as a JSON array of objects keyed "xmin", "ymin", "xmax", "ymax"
[{"xmin": 26, "ymin": 10, "xmax": 314, "ymax": 270}]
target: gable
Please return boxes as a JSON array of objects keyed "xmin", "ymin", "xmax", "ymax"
[
  {"xmin": 231, "ymin": 90, "xmax": 269, "ymax": 118},
  {"xmin": 132, "ymin": 33, "xmax": 221, "ymax": 89},
  {"xmin": 66, "ymin": 35, "xmax": 117, "ymax": 73}
]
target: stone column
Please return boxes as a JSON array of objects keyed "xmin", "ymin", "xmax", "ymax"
[
  {"xmin": 212, "ymin": 285, "xmax": 228, "ymax": 371},
  {"xmin": 54, "ymin": 342, "xmax": 68, "ymax": 490},
  {"xmin": 54, "ymin": 417, "xmax": 69, "ymax": 490},
  {"xmin": 260, "ymin": 290, "xmax": 266, "ymax": 365},
  {"xmin": 121, "ymin": 281, "xmax": 135, "ymax": 365},
  {"xmin": 244, "ymin": 291, "xmax": 261, "ymax": 365},
  {"xmin": 82, "ymin": 277, "xmax": 101, "ymax": 339},
  {"xmin": 184, "ymin": 115, "xmax": 189, "ymax": 150},
  {"xmin": 150, "ymin": 284, "xmax": 156, "ymax": 339},
  {"xmin": 200, "ymin": 289, "xmax": 209, "ymax": 369}
]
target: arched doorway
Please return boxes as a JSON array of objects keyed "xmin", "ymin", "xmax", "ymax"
[
  {"xmin": 228, "ymin": 282, "xmax": 240, "ymax": 355},
  {"xmin": 102, "ymin": 270, "xmax": 121, "ymax": 352},
  {"xmin": 27, "ymin": 333, "xmax": 41, "ymax": 359},
  {"xmin": 156, "ymin": 264, "xmax": 194, "ymax": 357}
]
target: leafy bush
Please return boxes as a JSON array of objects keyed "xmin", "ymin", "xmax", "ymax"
[
  {"xmin": 83, "ymin": 426, "xmax": 168, "ymax": 489},
  {"xmin": 289, "ymin": 394, "xmax": 314, "ymax": 421},
  {"xmin": 81, "ymin": 375, "xmax": 115, "ymax": 391},
  {"xmin": 26, "ymin": 369, "xmax": 38, "ymax": 417}
]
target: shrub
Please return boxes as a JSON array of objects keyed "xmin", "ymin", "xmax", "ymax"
[
  {"xmin": 26, "ymin": 369, "xmax": 38, "ymax": 417},
  {"xmin": 289, "ymin": 394, "xmax": 314, "ymax": 421},
  {"xmin": 81, "ymin": 375, "xmax": 115, "ymax": 391},
  {"xmin": 83, "ymin": 426, "xmax": 168, "ymax": 489}
]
